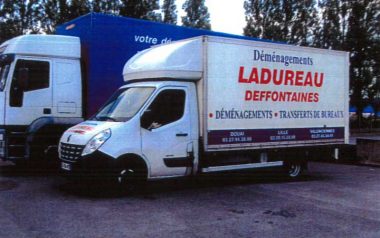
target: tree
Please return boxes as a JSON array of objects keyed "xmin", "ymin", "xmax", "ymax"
[
  {"xmin": 182, "ymin": 0, "xmax": 211, "ymax": 30},
  {"xmin": 40, "ymin": 0, "xmax": 90, "ymax": 34},
  {"xmin": 243, "ymin": 0, "xmax": 262, "ymax": 38},
  {"xmin": 162, "ymin": 0, "xmax": 177, "ymax": 24},
  {"xmin": 371, "ymin": 38, "xmax": 380, "ymax": 122},
  {"xmin": 281, "ymin": 0, "xmax": 295, "ymax": 42},
  {"xmin": 244, "ymin": 0, "xmax": 291, "ymax": 41},
  {"xmin": 0, "ymin": 0, "xmax": 42, "ymax": 43},
  {"xmin": 119, "ymin": 0, "xmax": 161, "ymax": 21},
  {"xmin": 244, "ymin": 0, "xmax": 319, "ymax": 45},
  {"xmin": 346, "ymin": 0, "xmax": 380, "ymax": 127},
  {"xmin": 68, "ymin": 0, "xmax": 91, "ymax": 20},
  {"xmin": 260, "ymin": 0, "xmax": 284, "ymax": 41},
  {"xmin": 290, "ymin": 0, "xmax": 318, "ymax": 46},
  {"xmin": 0, "ymin": 1, "xmax": 16, "ymax": 43},
  {"xmin": 40, "ymin": 0, "xmax": 70, "ymax": 34},
  {"xmin": 314, "ymin": 0, "xmax": 344, "ymax": 49},
  {"xmin": 92, "ymin": 0, "xmax": 120, "ymax": 15}
]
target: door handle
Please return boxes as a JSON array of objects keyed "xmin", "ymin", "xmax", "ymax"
[
  {"xmin": 43, "ymin": 108, "xmax": 51, "ymax": 114},
  {"xmin": 176, "ymin": 133, "xmax": 188, "ymax": 137}
]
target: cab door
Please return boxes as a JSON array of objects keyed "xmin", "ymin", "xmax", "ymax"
[
  {"xmin": 140, "ymin": 87, "xmax": 192, "ymax": 177},
  {"xmin": 5, "ymin": 58, "xmax": 52, "ymax": 126}
]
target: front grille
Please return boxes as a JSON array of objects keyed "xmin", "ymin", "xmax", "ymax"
[{"xmin": 60, "ymin": 143, "xmax": 84, "ymax": 162}]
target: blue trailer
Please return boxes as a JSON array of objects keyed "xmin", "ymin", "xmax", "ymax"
[{"xmin": 57, "ymin": 13, "xmax": 252, "ymax": 117}]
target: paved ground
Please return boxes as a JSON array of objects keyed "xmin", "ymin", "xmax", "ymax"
[{"xmin": 0, "ymin": 161, "xmax": 379, "ymax": 238}]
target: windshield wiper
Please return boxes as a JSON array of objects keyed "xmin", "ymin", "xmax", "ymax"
[{"xmin": 94, "ymin": 116, "xmax": 117, "ymax": 122}]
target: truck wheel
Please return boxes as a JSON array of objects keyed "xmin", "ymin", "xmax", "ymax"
[
  {"xmin": 286, "ymin": 163, "xmax": 303, "ymax": 178},
  {"xmin": 117, "ymin": 164, "xmax": 146, "ymax": 193}
]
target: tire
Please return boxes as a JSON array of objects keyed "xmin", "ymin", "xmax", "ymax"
[
  {"xmin": 286, "ymin": 163, "xmax": 303, "ymax": 178},
  {"xmin": 116, "ymin": 164, "xmax": 147, "ymax": 194}
]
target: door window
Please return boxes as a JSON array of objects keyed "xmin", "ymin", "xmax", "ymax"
[
  {"xmin": 10, "ymin": 59, "xmax": 50, "ymax": 107},
  {"xmin": 141, "ymin": 89, "xmax": 186, "ymax": 130},
  {"xmin": 14, "ymin": 60, "xmax": 50, "ymax": 91}
]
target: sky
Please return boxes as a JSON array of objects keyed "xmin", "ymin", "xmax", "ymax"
[{"xmin": 175, "ymin": 0, "xmax": 246, "ymax": 36}]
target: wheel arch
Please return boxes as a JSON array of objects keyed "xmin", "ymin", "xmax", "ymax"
[
  {"xmin": 25, "ymin": 117, "xmax": 83, "ymax": 158},
  {"xmin": 116, "ymin": 153, "xmax": 150, "ymax": 179},
  {"xmin": 26, "ymin": 117, "xmax": 83, "ymax": 141}
]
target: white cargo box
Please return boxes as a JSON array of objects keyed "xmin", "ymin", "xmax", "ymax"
[{"xmin": 123, "ymin": 36, "xmax": 350, "ymax": 152}]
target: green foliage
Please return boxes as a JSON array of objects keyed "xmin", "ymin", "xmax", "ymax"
[
  {"xmin": 119, "ymin": 0, "xmax": 161, "ymax": 21},
  {"xmin": 0, "ymin": 0, "xmax": 43, "ymax": 42},
  {"xmin": 92, "ymin": 0, "xmax": 120, "ymax": 15},
  {"xmin": 1, "ymin": 0, "xmax": 164, "ymax": 38},
  {"xmin": 345, "ymin": 0, "xmax": 380, "ymax": 116},
  {"xmin": 38, "ymin": 0, "xmax": 90, "ymax": 34},
  {"xmin": 243, "ymin": 0, "xmax": 284, "ymax": 41},
  {"xmin": 244, "ymin": 0, "xmax": 318, "ymax": 45},
  {"xmin": 314, "ymin": 0, "xmax": 346, "ymax": 49},
  {"xmin": 182, "ymin": 0, "xmax": 211, "ymax": 30},
  {"xmin": 39, "ymin": 0, "xmax": 67, "ymax": 34},
  {"xmin": 162, "ymin": 0, "xmax": 177, "ymax": 24},
  {"xmin": 68, "ymin": 0, "xmax": 91, "ymax": 20},
  {"xmin": 290, "ymin": 0, "xmax": 318, "ymax": 46}
]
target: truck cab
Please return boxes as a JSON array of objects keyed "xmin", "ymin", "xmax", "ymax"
[
  {"xmin": 59, "ymin": 80, "xmax": 199, "ymax": 182},
  {"xmin": 59, "ymin": 38, "xmax": 206, "ymax": 185},
  {"xmin": 0, "ymin": 35, "xmax": 82, "ymax": 161}
]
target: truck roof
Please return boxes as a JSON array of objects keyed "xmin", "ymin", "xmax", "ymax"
[
  {"xmin": 123, "ymin": 37, "xmax": 203, "ymax": 82},
  {"xmin": 0, "ymin": 35, "xmax": 80, "ymax": 59},
  {"xmin": 123, "ymin": 35, "xmax": 348, "ymax": 82}
]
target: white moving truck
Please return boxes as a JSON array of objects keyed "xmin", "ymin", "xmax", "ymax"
[{"xmin": 59, "ymin": 36, "xmax": 349, "ymax": 186}]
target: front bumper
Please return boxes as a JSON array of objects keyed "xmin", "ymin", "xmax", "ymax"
[{"xmin": 60, "ymin": 150, "xmax": 118, "ymax": 179}]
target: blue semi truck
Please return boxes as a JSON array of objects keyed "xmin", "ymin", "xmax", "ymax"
[{"xmin": 0, "ymin": 13, "xmax": 252, "ymax": 162}]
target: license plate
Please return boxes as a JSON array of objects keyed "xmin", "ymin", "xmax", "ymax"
[{"xmin": 61, "ymin": 162, "xmax": 71, "ymax": 171}]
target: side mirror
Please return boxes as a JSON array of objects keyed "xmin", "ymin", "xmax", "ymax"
[{"xmin": 0, "ymin": 54, "xmax": 14, "ymax": 66}]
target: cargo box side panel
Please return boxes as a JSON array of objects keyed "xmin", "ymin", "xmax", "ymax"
[
  {"xmin": 205, "ymin": 38, "xmax": 348, "ymax": 151},
  {"xmin": 88, "ymin": 15, "xmax": 258, "ymax": 118}
]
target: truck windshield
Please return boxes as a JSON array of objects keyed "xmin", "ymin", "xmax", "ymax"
[
  {"xmin": 0, "ymin": 54, "xmax": 14, "ymax": 91},
  {"xmin": 93, "ymin": 87, "xmax": 155, "ymax": 122}
]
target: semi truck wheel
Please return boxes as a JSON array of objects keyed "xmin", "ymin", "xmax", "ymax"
[{"xmin": 286, "ymin": 163, "xmax": 303, "ymax": 178}]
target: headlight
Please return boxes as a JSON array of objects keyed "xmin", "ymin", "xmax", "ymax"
[{"xmin": 82, "ymin": 129, "xmax": 111, "ymax": 156}]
